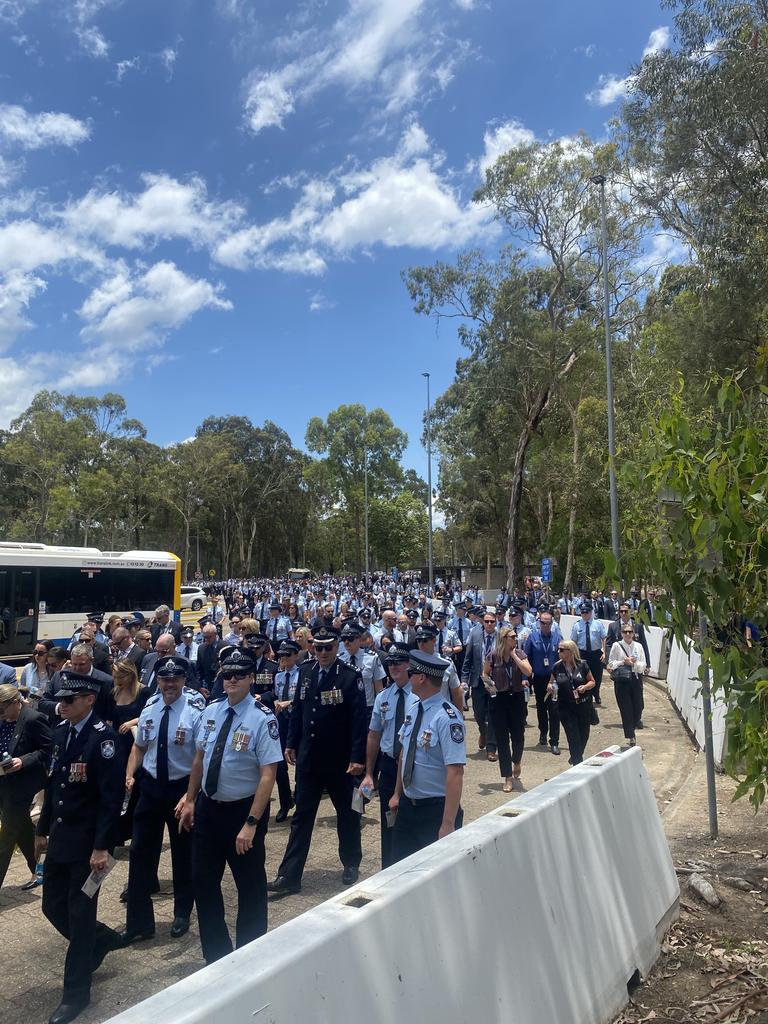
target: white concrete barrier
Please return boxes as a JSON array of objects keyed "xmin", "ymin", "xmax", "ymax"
[
  {"xmin": 106, "ymin": 747, "xmax": 679, "ymax": 1024},
  {"xmin": 558, "ymin": 614, "xmax": 668, "ymax": 678},
  {"xmin": 666, "ymin": 636, "xmax": 727, "ymax": 767}
]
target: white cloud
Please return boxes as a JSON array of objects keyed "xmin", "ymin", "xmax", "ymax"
[
  {"xmin": 479, "ymin": 119, "xmax": 536, "ymax": 172},
  {"xmin": 643, "ymin": 26, "xmax": 670, "ymax": 57},
  {"xmin": 574, "ymin": 43, "xmax": 596, "ymax": 58},
  {"xmin": 77, "ymin": 24, "xmax": 109, "ymax": 58},
  {"xmin": 78, "ymin": 260, "xmax": 232, "ymax": 353},
  {"xmin": 587, "ymin": 25, "xmax": 670, "ymax": 106},
  {"xmin": 0, "ymin": 103, "xmax": 90, "ymax": 150},
  {"xmin": 454, "ymin": 0, "xmax": 476, "ymax": 7},
  {"xmin": 243, "ymin": 0, "xmax": 469, "ymax": 134},
  {"xmin": 0, "ymin": 0, "xmax": 36, "ymax": 21},
  {"xmin": 115, "ymin": 56, "xmax": 141, "ymax": 81},
  {"xmin": 0, "ymin": 270, "xmax": 46, "ymax": 349},
  {"xmin": 159, "ymin": 46, "xmax": 178, "ymax": 77},
  {"xmin": 59, "ymin": 173, "xmax": 244, "ymax": 249},
  {"xmin": 586, "ymin": 73, "xmax": 632, "ymax": 106},
  {"xmin": 309, "ymin": 291, "xmax": 336, "ymax": 313}
]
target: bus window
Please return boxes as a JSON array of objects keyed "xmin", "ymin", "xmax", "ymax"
[
  {"xmin": 39, "ymin": 567, "xmax": 176, "ymax": 614},
  {"xmin": 0, "ymin": 568, "xmax": 37, "ymax": 658}
]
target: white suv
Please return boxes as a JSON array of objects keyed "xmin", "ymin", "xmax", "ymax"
[{"xmin": 181, "ymin": 585, "xmax": 206, "ymax": 611}]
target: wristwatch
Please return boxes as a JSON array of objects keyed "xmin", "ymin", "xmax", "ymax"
[{"xmin": 245, "ymin": 815, "xmax": 258, "ymax": 827}]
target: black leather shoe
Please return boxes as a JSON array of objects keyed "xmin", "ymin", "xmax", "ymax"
[
  {"xmin": 92, "ymin": 929, "xmax": 125, "ymax": 971},
  {"xmin": 118, "ymin": 928, "xmax": 155, "ymax": 946},
  {"xmin": 267, "ymin": 876, "xmax": 301, "ymax": 898},
  {"xmin": 170, "ymin": 916, "xmax": 190, "ymax": 938},
  {"xmin": 342, "ymin": 866, "xmax": 359, "ymax": 886},
  {"xmin": 48, "ymin": 999, "xmax": 89, "ymax": 1024},
  {"xmin": 594, "ymin": 698, "xmax": 602, "ymax": 706},
  {"xmin": 538, "ymin": 735, "xmax": 547, "ymax": 746},
  {"xmin": 119, "ymin": 885, "xmax": 128, "ymax": 903},
  {"xmin": 551, "ymin": 744, "xmax": 561, "ymax": 756},
  {"xmin": 635, "ymin": 720, "xmax": 644, "ymax": 729},
  {"xmin": 275, "ymin": 801, "xmax": 294, "ymax": 823}
]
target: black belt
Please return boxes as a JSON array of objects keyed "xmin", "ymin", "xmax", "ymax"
[{"xmin": 407, "ymin": 796, "xmax": 444, "ymax": 806}]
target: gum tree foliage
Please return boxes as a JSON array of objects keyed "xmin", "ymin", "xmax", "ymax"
[{"xmin": 622, "ymin": 372, "xmax": 768, "ymax": 809}]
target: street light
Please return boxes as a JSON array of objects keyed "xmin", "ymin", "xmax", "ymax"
[
  {"xmin": 363, "ymin": 441, "xmax": 370, "ymax": 589},
  {"xmin": 422, "ymin": 371, "xmax": 434, "ymax": 596},
  {"xmin": 591, "ymin": 173, "xmax": 621, "ymax": 579}
]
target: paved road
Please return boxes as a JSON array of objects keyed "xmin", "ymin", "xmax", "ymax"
[{"xmin": 1, "ymin": 681, "xmax": 694, "ymax": 1024}]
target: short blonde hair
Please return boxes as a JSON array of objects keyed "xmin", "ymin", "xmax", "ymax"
[
  {"xmin": 239, "ymin": 617, "xmax": 259, "ymax": 634},
  {"xmin": 557, "ymin": 640, "xmax": 581, "ymax": 664}
]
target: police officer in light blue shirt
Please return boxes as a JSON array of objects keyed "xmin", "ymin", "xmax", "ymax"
[
  {"xmin": 390, "ymin": 649, "xmax": 466, "ymax": 864},
  {"xmin": 179, "ymin": 649, "xmax": 282, "ymax": 964},
  {"xmin": 121, "ymin": 656, "xmax": 204, "ymax": 945},
  {"xmin": 570, "ymin": 601, "xmax": 608, "ymax": 705},
  {"xmin": 360, "ymin": 644, "xmax": 417, "ymax": 869},
  {"xmin": 265, "ymin": 602, "xmax": 292, "ymax": 649}
]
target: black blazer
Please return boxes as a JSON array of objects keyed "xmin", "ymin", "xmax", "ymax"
[
  {"xmin": 90, "ymin": 641, "xmax": 112, "ymax": 673},
  {"xmin": 150, "ymin": 621, "xmax": 182, "ymax": 645},
  {"xmin": 38, "ymin": 668, "xmax": 114, "ymax": 723},
  {"xmin": 196, "ymin": 639, "xmax": 223, "ymax": 689},
  {"xmin": 0, "ymin": 705, "xmax": 52, "ymax": 804}
]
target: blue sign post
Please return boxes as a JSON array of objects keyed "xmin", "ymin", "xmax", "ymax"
[{"xmin": 541, "ymin": 557, "xmax": 552, "ymax": 583}]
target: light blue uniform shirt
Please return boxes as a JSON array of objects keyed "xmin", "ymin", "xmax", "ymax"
[
  {"xmin": 196, "ymin": 694, "xmax": 283, "ymax": 801},
  {"xmin": 136, "ymin": 691, "xmax": 204, "ymax": 780},
  {"xmin": 450, "ymin": 616, "xmax": 471, "ymax": 645},
  {"xmin": 264, "ymin": 615, "xmax": 292, "ymax": 646},
  {"xmin": 571, "ymin": 616, "xmax": 607, "ymax": 651},
  {"xmin": 397, "ymin": 690, "xmax": 466, "ymax": 799},
  {"xmin": 370, "ymin": 681, "xmax": 417, "ymax": 757},
  {"xmin": 340, "ymin": 648, "xmax": 386, "ymax": 706},
  {"xmin": 274, "ymin": 665, "xmax": 300, "ymax": 701}
]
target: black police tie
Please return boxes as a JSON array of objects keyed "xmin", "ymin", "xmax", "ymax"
[
  {"xmin": 204, "ymin": 707, "xmax": 235, "ymax": 797},
  {"xmin": 585, "ymin": 624, "xmax": 592, "ymax": 652},
  {"xmin": 157, "ymin": 705, "xmax": 170, "ymax": 786},
  {"xmin": 458, "ymin": 620, "xmax": 464, "ymax": 643},
  {"xmin": 392, "ymin": 687, "xmax": 406, "ymax": 760},
  {"xmin": 402, "ymin": 702, "xmax": 423, "ymax": 788},
  {"xmin": 282, "ymin": 671, "xmax": 291, "ymax": 701}
]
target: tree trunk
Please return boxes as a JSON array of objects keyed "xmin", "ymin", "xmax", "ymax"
[
  {"xmin": 353, "ymin": 504, "xmax": 362, "ymax": 576},
  {"xmin": 564, "ymin": 405, "xmax": 579, "ymax": 593},
  {"xmin": 504, "ymin": 385, "xmax": 553, "ymax": 586}
]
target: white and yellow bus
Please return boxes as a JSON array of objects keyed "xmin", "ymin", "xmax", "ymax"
[{"xmin": 0, "ymin": 542, "xmax": 181, "ymax": 662}]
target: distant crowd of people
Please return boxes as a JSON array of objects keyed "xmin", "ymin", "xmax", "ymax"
[{"xmin": 0, "ymin": 570, "xmax": 665, "ymax": 1024}]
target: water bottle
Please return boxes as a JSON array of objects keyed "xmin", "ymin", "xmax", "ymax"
[
  {"xmin": 360, "ymin": 782, "xmax": 373, "ymax": 800},
  {"xmin": 35, "ymin": 855, "xmax": 45, "ymax": 885},
  {"xmin": 551, "ymin": 681, "xmax": 558, "ymax": 704},
  {"xmin": 523, "ymin": 683, "xmax": 530, "ymax": 704}
]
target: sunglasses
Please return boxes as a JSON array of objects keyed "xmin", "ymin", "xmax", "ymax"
[
  {"xmin": 483, "ymin": 619, "xmax": 496, "ymax": 624},
  {"xmin": 34, "ymin": 650, "xmax": 47, "ymax": 656},
  {"xmin": 621, "ymin": 630, "xmax": 634, "ymax": 634},
  {"xmin": 60, "ymin": 694, "xmax": 88, "ymax": 704},
  {"xmin": 222, "ymin": 671, "xmax": 250, "ymax": 681},
  {"xmin": 557, "ymin": 647, "xmax": 567, "ymax": 652}
]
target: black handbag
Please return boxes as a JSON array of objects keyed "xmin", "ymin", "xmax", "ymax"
[{"xmin": 611, "ymin": 664, "xmax": 634, "ymax": 684}]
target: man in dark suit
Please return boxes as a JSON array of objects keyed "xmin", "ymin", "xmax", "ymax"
[
  {"xmin": 0, "ymin": 684, "xmax": 53, "ymax": 888},
  {"xmin": 460, "ymin": 609, "xmax": 498, "ymax": 761},
  {"xmin": 74, "ymin": 625, "xmax": 111, "ymax": 674},
  {"xmin": 195, "ymin": 622, "xmax": 222, "ymax": 694},
  {"xmin": 640, "ymin": 589, "xmax": 659, "ymax": 626},
  {"xmin": 110, "ymin": 627, "xmax": 146, "ymax": 672},
  {"xmin": 606, "ymin": 602, "xmax": 651, "ymax": 668},
  {"xmin": 149, "ymin": 605, "xmax": 182, "ymax": 646},
  {"xmin": 139, "ymin": 633, "xmax": 178, "ymax": 694},
  {"xmin": 39, "ymin": 646, "xmax": 113, "ymax": 723}
]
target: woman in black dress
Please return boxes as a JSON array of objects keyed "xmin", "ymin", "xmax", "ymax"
[
  {"xmin": 547, "ymin": 640, "xmax": 596, "ymax": 765},
  {"xmin": 106, "ymin": 661, "xmax": 149, "ymax": 843}
]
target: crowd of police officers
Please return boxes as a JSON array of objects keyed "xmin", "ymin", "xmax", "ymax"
[{"xmin": 0, "ymin": 571, "xmax": 646, "ymax": 1024}]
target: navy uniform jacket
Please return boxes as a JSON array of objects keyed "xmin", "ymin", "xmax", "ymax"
[
  {"xmin": 286, "ymin": 658, "xmax": 367, "ymax": 774},
  {"xmin": 37, "ymin": 715, "xmax": 124, "ymax": 862}
]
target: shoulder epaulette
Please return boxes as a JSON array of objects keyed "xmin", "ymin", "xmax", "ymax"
[
  {"xmin": 93, "ymin": 719, "xmax": 106, "ymax": 731},
  {"xmin": 442, "ymin": 702, "xmax": 457, "ymax": 719}
]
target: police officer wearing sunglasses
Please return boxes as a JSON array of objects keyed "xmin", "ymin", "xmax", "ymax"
[
  {"xmin": 35, "ymin": 671, "xmax": 124, "ymax": 1024},
  {"xmin": 178, "ymin": 650, "xmax": 282, "ymax": 964}
]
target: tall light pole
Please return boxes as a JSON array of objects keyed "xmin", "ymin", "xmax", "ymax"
[
  {"xmin": 363, "ymin": 441, "xmax": 370, "ymax": 589},
  {"xmin": 591, "ymin": 173, "xmax": 621, "ymax": 577},
  {"xmin": 422, "ymin": 371, "xmax": 434, "ymax": 596}
]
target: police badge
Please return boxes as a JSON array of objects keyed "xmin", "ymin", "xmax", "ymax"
[
  {"xmin": 450, "ymin": 724, "xmax": 464, "ymax": 743},
  {"xmin": 100, "ymin": 740, "xmax": 115, "ymax": 759},
  {"xmin": 268, "ymin": 720, "xmax": 279, "ymax": 740}
]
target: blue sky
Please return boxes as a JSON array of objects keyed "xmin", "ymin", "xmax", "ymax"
[{"xmin": 0, "ymin": 0, "xmax": 668, "ymax": 476}]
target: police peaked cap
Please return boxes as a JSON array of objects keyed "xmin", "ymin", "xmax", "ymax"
[
  {"xmin": 415, "ymin": 623, "xmax": 439, "ymax": 641},
  {"xmin": 155, "ymin": 656, "xmax": 190, "ymax": 678},
  {"xmin": 408, "ymin": 650, "xmax": 449, "ymax": 680},
  {"xmin": 54, "ymin": 671, "xmax": 102, "ymax": 698},
  {"xmin": 385, "ymin": 643, "xmax": 411, "ymax": 664},
  {"xmin": 221, "ymin": 650, "xmax": 257, "ymax": 673},
  {"xmin": 340, "ymin": 622, "xmax": 363, "ymax": 639},
  {"xmin": 312, "ymin": 625, "xmax": 339, "ymax": 645},
  {"xmin": 277, "ymin": 639, "xmax": 300, "ymax": 655}
]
